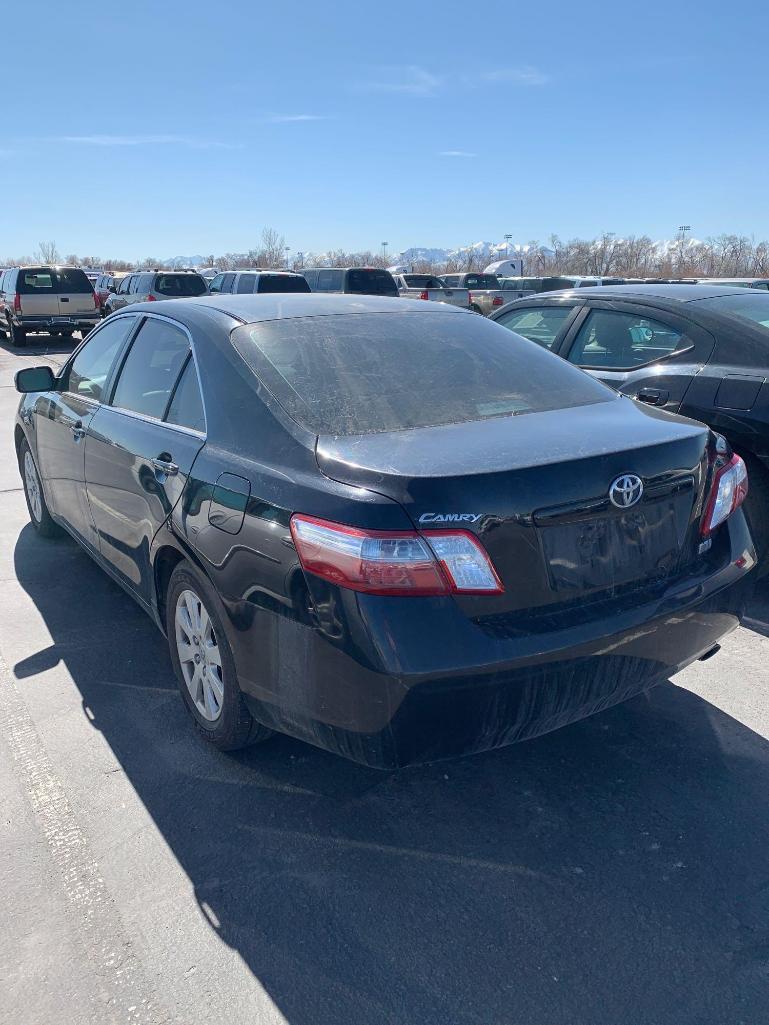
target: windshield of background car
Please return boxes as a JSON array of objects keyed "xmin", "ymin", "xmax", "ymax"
[
  {"xmin": 231, "ymin": 311, "xmax": 613, "ymax": 436},
  {"xmin": 154, "ymin": 274, "xmax": 208, "ymax": 297},
  {"xmin": 345, "ymin": 269, "xmax": 398, "ymax": 296},
  {"xmin": 696, "ymin": 293, "xmax": 769, "ymax": 332},
  {"xmin": 256, "ymin": 274, "xmax": 311, "ymax": 294}
]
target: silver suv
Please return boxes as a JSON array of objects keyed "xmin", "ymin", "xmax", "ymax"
[
  {"xmin": 0, "ymin": 266, "xmax": 101, "ymax": 346},
  {"xmin": 104, "ymin": 269, "xmax": 208, "ymax": 315}
]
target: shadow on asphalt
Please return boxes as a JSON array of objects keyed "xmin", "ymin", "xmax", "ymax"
[{"xmin": 12, "ymin": 524, "xmax": 769, "ymax": 1025}]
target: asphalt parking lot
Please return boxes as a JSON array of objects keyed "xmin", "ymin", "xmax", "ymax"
[{"xmin": 1, "ymin": 336, "xmax": 768, "ymax": 1025}]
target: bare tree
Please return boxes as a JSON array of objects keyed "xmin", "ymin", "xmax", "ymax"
[{"xmin": 35, "ymin": 240, "xmax": 61, "ymax": 264}]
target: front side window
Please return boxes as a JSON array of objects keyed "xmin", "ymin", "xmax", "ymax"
[
  {"xmin": 165, "ymin": 357, "xmax": 205, "ymax": 433},
  {"xmin": 495, "ymin": 305, "xmax": 576, "ymax": 349},
  {"xmin": 568, "ymin": 309, "xmax": 687, "ymax": 369},
  {"xmin": 118, "ymin": 276, "xmax": 132, "ymax": 295},
  {"xmin": 111, "ymin": 318, "xmax": 190, "ymax": 419},
  {"xmin": 66, "ymin": 316, "xmax": 136, "ymax": 401},
  {"xmin": 231, "ymin": 311, "xmax": 613, "ymax": 436},
  {"xmin": 209, "ymin": 274, "xmax": 225, "ymax": 293}
]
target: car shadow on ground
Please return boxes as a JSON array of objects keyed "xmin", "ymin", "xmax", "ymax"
[
  {"xmin": 12, "ymin": 525, "xmax": 769, "ymax": 1025},
  {"xmin": 0, "ymin": 332, "xmax": 79, "ymax": 360}
]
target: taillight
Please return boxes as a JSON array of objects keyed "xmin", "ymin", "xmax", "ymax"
[
  {"xmin": 146, "ymin": 294, "xmax": 156, "ymax": 301},
  {"xmin": 468, "ymin": 291, "xmax": 475, "ymax": 304},
  {"xmin": 289, "ymin": 515, "xmax": 503, "ymax": 596},
  {"xmin": 93, "ymin": 291, "xmax": 101, "ymax": 309},
  {"xmin": 701, "ymin": 453, "xmax": 748, "ymax": 536},
  {"xmin": 419, "ymin": 290, "xmax": 429, "ymax": 300},
  {"xmin": 13, "ymin": 293, "xmax": 21, "ymax": 313},
  {"xmin": 492, "ymin": 296, "xmax": 504, "ymax": 306}
]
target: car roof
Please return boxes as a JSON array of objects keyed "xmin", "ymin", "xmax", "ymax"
[
  {"xmin": 164, "ymin": 292, "xmax": 467, "ymax": 323},
  {"xmin": 537, "ymin": 283, "xmax": 767, "ymax": 303}
]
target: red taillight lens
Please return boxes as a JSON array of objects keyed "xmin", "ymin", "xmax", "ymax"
[
  {"xmin": 492, "ymin": 296, "xmax": 504, "ymax": 306},
  {"xmin": 146, "ymin": 294, "xmax": 156, "ymax": 301},
  {"xmin": 701, "ymin": 453, "xmax": 748, "ymax": 536},
  {"xmin": 290, "ymin": 515, "xmax": 503, "ymax": 596},
  {"xmin": 419, "ymin": 290, "xmax": 429, "ymax": 300},
  {"xmin": 93, "ymin": 291, "xmax": 101, "ymax": 309},
  {"xmin": 13, "ymin": 293, "xmax": 21, "ymax": 313}
]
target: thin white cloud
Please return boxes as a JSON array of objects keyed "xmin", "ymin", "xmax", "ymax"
[
  {"xmin": 439, "ymin": 150, "xmax": 477, "ymax": 158},
  {"xmin": 55, "ymin": 134, "xmax": 240, "ymax": 149},
  {"xmin": 478, "ymin": 67, "xmax": 550, "ymax": 86},
  {"xmin": 364, "ymin": 65, "xmax": 443, "ymax": 96},
  {"xmin": 265, "ymin": 114, "xmax": 331, "ymax": 123}
]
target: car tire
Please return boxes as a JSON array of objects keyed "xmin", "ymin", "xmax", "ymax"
[
  {"xmin": 10, "ymin": 322, "xmax": 26, "ymax": 347},
  {"xmin": 19, "ymin": 439, "xmax": 61, "ymax": 538},
  {"xmin": 166, "ymin": 561, "xmax": 273, "ymax": 751},
  {"xmin": 740, "ymin": 453, "xmax": 769, "ymax": 579}
]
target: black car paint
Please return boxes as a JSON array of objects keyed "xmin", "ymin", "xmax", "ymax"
[{"xmin": 15, "ymin": 294, "xmax": 755, "ymax": 768}]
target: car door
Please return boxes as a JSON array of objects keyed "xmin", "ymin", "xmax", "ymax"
[
  {"xmin": 111, "ymin": 274, "xmax": 133, "ymax": 311},
  {"xmin": 559, "ymin": 300, "xmax": 715, "ymax": 414},
  {"xmin": 84, "ymin": 314, "xmax": 206, "ymax": 606},
  {"xmin": 33, "ymin": 315, "xmax": 138, "ymax": 552}
]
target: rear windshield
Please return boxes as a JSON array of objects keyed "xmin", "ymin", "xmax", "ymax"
[
  {"xmin": 403, "ymin": 275, "xmax": 445, "ymax": 288},
  {"xmin": 256, "ymin": 274, "xmax": 311, "ymax": 294},
  {"xmin": 231, "ymin": 311, "xmax": 612, "ymax": 436},
  {"xmin": 697, "ymin": 293, "xmax": 769, "ymax": 332},
  {"xmin": 18, "ymin": 268, "xmax": 55, "ymax": 292},
  {"xmin": 345, "ymin": 269, "xmax": 398, "ymax": 296},
  {"xmin": 56, "ymin": 268, "xmax": 94, "ymax": 293},
  {"xmin": 153, "ymin": 273, "xmax": 208, "ymax": 297},
  {"xmin": 466, "ymin": 274, "xmax": 500, "ymax": 290}
]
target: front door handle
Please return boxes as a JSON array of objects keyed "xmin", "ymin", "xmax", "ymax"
[
  {"xmin": 635, "ymin": 387, "xmax": 669, "ymax": 406},
  {"xmin": 152, "ymin": 455, "xmax": 179, "ymax": 477},
  {"xmin": 60, "ymin": 297, "xmax": 69, "ymax": 303},
  {"xmin": 65, "ymin": 418, "xmax": 86, "ymax": 441}
]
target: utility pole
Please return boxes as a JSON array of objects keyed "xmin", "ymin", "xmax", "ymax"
[{"xmin": 381, "ymin": 241, "xmax": 388, "ymax": 266}]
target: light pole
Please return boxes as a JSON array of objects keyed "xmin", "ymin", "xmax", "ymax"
[
  {"xmin": 297, "ymin": 251, "xmax": 304, "ymax": 268},
  {"xmin": 514, "ymin": 243, "xmax": 531, "ymax": 276},
  {"xmin": 504, "ymin": 233, "xmax": 513, "ymax": 260},
  {"xmin": 678, "ymin": 224, "xmax": 691, "ymax": 242},
  {"xmin": 381, "ymin": 241, "xmax": 388, "ymax": 266},
  {"xmin": 284, "ymin": 246, "xmax": 291, "ymax": 269}
]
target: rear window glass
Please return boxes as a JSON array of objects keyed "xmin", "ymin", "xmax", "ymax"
[
  {"xmin": 697, "ymin": 293, "xmax": 769, "ymax": 332},
  {"xmin": 18, "ymin": 269, "xmax": 55, "ymax": 293},
  {"xmin": 403, "ymin": 275, "xmax": 445, "ymax": 288},
  {"xmin": 231, "ymin": 311, "xmax": 613, "ymax": 436},
  {"xmin": 256, "ymin": 274, "xmax": 311, "ymax": 294},
  {"xmin": 56, "ymin": 268, "xmax": 93, "ymax": 293},
  {"xmin": 153, "ymin": 273, "xmax": 208, "ymax": 297},
  {"xmin": 465, "ymin": 274, "xmax": 499, "ymax": 289},
  {"xmin": 345, "ymin": 269, "xmax": 398, "ymax": 296}
]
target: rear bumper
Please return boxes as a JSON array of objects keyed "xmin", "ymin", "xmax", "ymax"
[
  {"xmin": 236, "ymin": 513, "xmax": 756, "ymax": 769},
  {"xmin": 12, "ymin": 314, "xmax": 100, "ymax": 331}
]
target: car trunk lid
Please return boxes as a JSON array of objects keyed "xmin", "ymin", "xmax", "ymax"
[{"xmin": 316, "ymin": 397, "xmax": 712, "ymax": 621}]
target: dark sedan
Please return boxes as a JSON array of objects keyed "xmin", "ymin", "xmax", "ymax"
[
  {"xmin": 14, "ymin": 294, "xmax": 755, "ymax": 768},
  {"xmin": 491, "ymin": 284, "xmax": 769, "ymax": 572}
]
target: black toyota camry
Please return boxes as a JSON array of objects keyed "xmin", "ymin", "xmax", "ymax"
[{"xmin": 14, "ymin": 294, "xmax": 755, "ymax": 768}]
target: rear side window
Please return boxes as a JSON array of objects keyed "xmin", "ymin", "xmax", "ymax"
[
  {"xmin": 568, "ymin": 309, "xmax": 688, "ymax": 369},
  {"xmin": 18, "ymin": 269, "xmax": 55, "ymax": 293},
  {"xmin": 111, "ymin": 318, "xmax": 190, "ymax": 419},
  {"xmin": 317, "ymin": 269, "xmax": 343, "ymax": 291},
  {"xmin": 153, "ymin": 273, "xmax": 208, "ymax": 297},
  {"xmin": 231, "ymin": 311, "xmax": 613, "ymax": 436},
  {"xmin": 346, "ymin": 269, "xmax": 398, "ymax": 296},
  {"xmin": 165, "ymin": 357, "xmax": 205, "ymax": 433},
  {"xmin": 697, "ymin": 293, "xmax": 769, "ymax": 332},
  {"xmin": 256, "ymin": 274, "xmax": 311, "ymax": 294},
  {"xmin": 236, "ymin": 274, "xmax": 256, "ymax": 294},
  {"xmin": 56, "ymin": 268, "xmax": 93, "ymax": 293},
  {"xmin": 67, "ymin": 316, "xmax": 135, "ymax": 401},
  {"xmin": 496, "ymin": 305, "xmax": 576, "ymax": 349}
]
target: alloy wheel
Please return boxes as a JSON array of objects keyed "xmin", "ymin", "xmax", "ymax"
[
  {"xmin": 174, "ymin": 588, "xmax": 224, "ymax": 722},
  {"xmin": 24, "ymin": 451, "xmax": 42, "ymax": 523}
]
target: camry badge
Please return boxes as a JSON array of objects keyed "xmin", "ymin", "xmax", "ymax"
[
  {"xmin": 609, "ymin": 474, "xmax": 644, "ymax": 509},
  {"xmin": 418, "ymin": 512, "xmax": 482, "ymax": 524}
]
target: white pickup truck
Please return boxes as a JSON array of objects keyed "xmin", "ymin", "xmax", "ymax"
[
  {"xmin": 392, "ymin": 273, "xmax": 470, "ymax": 310},
  {"xmin": 440, "ymin": 272, "xmax": 520, "ymax": 315}
]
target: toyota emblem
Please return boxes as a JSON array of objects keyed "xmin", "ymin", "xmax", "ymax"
[{"xmin": 609, "ymin": 474, "xmax": 644, "ymax": 509}]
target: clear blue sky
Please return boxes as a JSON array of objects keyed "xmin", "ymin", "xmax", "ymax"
[{"xmin": 3, "ymin": 0, "xmax": 766, "ymax": 260}]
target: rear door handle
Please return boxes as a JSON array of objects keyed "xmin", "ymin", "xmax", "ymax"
[
  {"xmin": 60, "ymin": 297, "xmax": 69, "ymax": 303},
  {"xmin": 635, "ymin": 387, "xmax": 669, "ymax": 406},
  {"xmin": 152, "ymin": 455, "xmax": 179, "ymax": 477}
]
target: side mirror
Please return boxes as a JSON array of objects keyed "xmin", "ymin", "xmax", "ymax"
[
  {"xmin": 108, "ymin": 284, "xmax": 117, "ymax": 293},
  {"xmin": 15, "ymin": 366, "xmax": 56, "ymax": 393}
]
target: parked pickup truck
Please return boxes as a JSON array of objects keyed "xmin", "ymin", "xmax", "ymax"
[
  {"xmin": 392, "ymin": 273, "xmax": 470, "ymax": 309},
  {"xmin": 440, "ymin": 272, "xmax": 519, "ymax": 315}
]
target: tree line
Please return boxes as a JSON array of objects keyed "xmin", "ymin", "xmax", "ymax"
[{"xmin": 6, "ymin": 231, "xmax": 769, "ymax": 279}]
